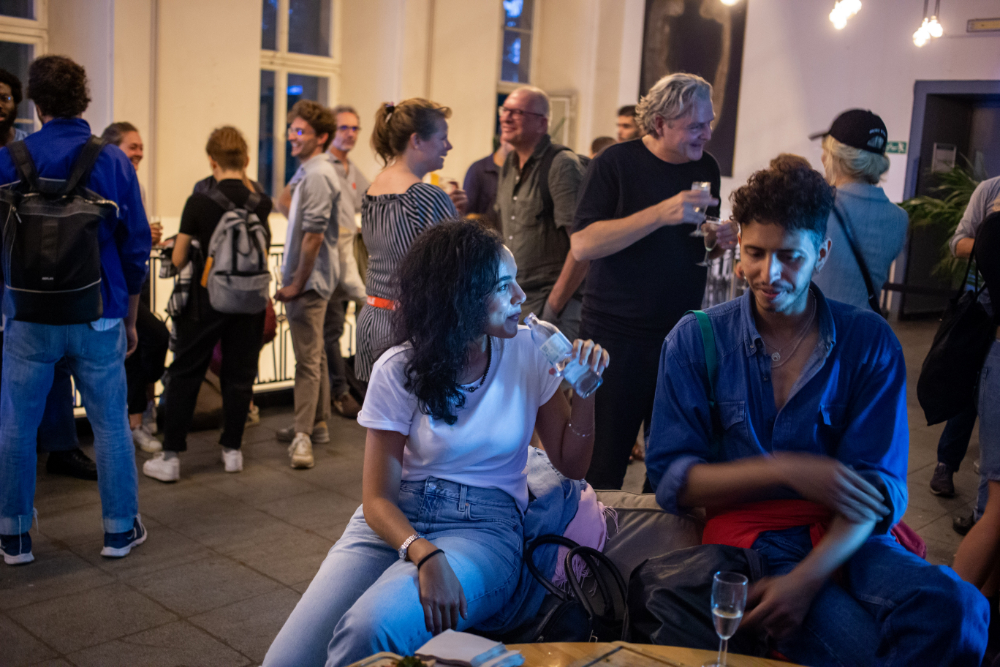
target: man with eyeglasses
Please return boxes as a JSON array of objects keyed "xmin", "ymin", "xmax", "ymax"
[
  {"xmin": 496, "ymin": 86, "xmax": 588, "ymax": 341},
  {"xmin": 275, "ymin": 100, "xmax": 346, "ymax": 470},
  {"xmin": 570, "ymin": 72, "xmax": 726, "ymax": 491},
  {"xmin": 0, "ymin": 68, "xmax": 28, "ymax": 147},
  {"xmin": 323, "ymin": 104, "xmax": 369, "ymax": 419}
]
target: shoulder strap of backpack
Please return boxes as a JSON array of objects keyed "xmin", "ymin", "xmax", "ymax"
[
  {"xmin": 244, "ymin": 191, "xmax": 262, "ymax": 214},
  {"xmin": 64, "ymin": 136, "xmax": 107, "ymax": 195},
  {"xmin": 6, "ymin": 140, "xmax": 38, "ymax": 190},
  {"xmin": 831, "ymin": 203, "xmax": 883, "ymax": 317},
  {"xmin": 689, "ymin": 310, "xmax": 717, "ymax": 406},
  {"xmin": 203, "ymin": 186, "xmax": 237, "ymax": 212},
  {"xmin": 538, "ymin": 143, "xmax": 573, "ymax": 221}
]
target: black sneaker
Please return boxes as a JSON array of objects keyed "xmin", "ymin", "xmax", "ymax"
[
  {"xmin": 953, "ymin": 512, "xmax": 976, "ymax": 536},
  {"xmin": 101, "ymin": 517, "xmax": 147, "ymax": 558},
  {"xmin": 930, "ymin": 463, "xmax": 955, "ymax": 497},
  {"xmin": 46, "ymin": 448, "xmax": 98, "ymax": 481},
  {"xmin": 0, "ymin": 532, "xmax": 34, "ymax": 565}
]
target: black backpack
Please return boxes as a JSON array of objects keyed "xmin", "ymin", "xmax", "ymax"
[{"xmin": 0, "ymin": 136, "xmax": 114, "ymax": 324}]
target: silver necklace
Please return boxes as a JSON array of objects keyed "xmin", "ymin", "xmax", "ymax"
[
  {"xmin": 461, "ymin": 336, "xmax": 492, "ymax": 392},
  {"xmin": 761, "ymin": 293, "xmax": 816, "ymax": 369}
]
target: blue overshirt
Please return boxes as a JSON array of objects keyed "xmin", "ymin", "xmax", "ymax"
[
  {"xmin": 0, "ymin": 118, "xmax": 151, "ymax": 320},
  {"xmin": 646, "ymin": 285, "xmax": 908, "ymax": 533}
]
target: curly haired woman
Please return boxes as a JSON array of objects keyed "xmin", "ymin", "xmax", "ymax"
[{"xmin": 264, "ymin": 221, "xmax": 608, "ymax": 667}]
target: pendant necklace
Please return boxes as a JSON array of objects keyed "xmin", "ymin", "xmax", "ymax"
[
  {"xmin": 762, "ymin": 293, "xmax": 816, "ymax": 369},
  {"xmin": 462, "ymin": 336, "xmax": 492, "ymax": 393}
]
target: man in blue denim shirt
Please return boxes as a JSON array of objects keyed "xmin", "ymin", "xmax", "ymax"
[
  {"xmin": 0, "ymin": 56, "xmax": 151, "ymax": 565},
  {"xmin": 646, "ymin": 160, "xmax": 987, "ymax": 665}
]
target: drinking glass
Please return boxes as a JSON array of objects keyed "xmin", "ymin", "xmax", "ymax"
[
  {"xmin": 703, "ymin": 571, "xmax": 748, "ymax": 667},
  {"xmin": 691, "ymin": 180, "xmax": 712, "ymax": 215},
  {"xmin": 696, "ymin": 216, "xmax": 722, "ymax": 267}
]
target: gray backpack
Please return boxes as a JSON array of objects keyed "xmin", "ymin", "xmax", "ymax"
[{"xmin": 203, "ymin": 187, "xmax": 271, "ymax": 314}]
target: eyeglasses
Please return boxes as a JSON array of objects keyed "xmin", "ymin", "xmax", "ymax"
[
  {"xmin": 337, "ymin": 125, "xmax": 360, "ymax": 133},
  {"xmin": 498, "ymin": 106, "xmax": 545, "ymax": 119},
  {"xmin": 0, "ymin": 95, "xmax": 13, "ymax": 104},
  {"xmin": 287, "ymin": 126, "xmax": 315, "ymax": 138}
]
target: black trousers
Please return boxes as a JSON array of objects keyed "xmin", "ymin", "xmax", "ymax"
[
  {"xmin": 162, "ymin": 308, "xmax": 265, "ymax": 452},
  {"xmin": 580, "ymin": 325, "xmax": 665, "ymax": 490},
  {"xmin": 124, "ymin": 302, "xmax": 170, "ymax": 415}
]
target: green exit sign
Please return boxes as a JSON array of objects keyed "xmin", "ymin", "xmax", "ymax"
[{"xmin": 886, "ymin": 141, "xmax": 907, "ymax": 154}]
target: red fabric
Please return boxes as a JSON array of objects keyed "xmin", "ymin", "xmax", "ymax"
[
  {"xmin": 702, "ymin": 500, "xmax": 833, "ymax": 549},
  {"xmin": 890, "ymin": 521, "xmax": 927, "ymax": 559}
]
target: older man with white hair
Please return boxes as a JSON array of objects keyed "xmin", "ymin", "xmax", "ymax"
[
  {"xmin": 496, "ymin": 86, "xmax": 588, "ymax": 339},
  {"xmin": 571, "ymin": 73, "xmax": 730, "ymax": 490}
]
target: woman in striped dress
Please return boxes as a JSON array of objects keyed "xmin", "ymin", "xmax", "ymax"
[{"xmin": 356, "ymin": 98, "xmax": 465, "ymax": 380}]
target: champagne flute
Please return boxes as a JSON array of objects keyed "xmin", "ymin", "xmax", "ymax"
[
  {"xmin": 688, "ymin": 181, "xmax": 713, "ymax": 237},
  {"xmin": 703, "ymin": 571, "xmax": 748, "ymax": 667},
  {"xmin": 696, "ymin": 216, "xmax": 722, "ymax": 267}
]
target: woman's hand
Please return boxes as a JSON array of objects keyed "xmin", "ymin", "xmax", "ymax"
[
  {"xmin": 571, "ymin": 339, "xmax": 610, "ymax": 377},
  {"xmin": 773, "ymin": 452, "xmax": 889, "ymax": 524},
  {"xmin": 417, "ymin": 552, "xmax": 468, "ymax": 634}
]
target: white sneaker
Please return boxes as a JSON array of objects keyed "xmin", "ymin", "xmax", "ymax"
[
  {"xmin": 143, "ymin": 400, "xmax": 158, "ymax": 435},
  {"xmin": 288, "ymin": 433, "xmax": 314, "ymax": 469},
  {"xmin": 143, "ymin": 452, "xmax": 180, "ymax": 482},
  {"xmin": 132, "ymin": 425, "xmax": 162, "ymax": 453},
  {"xmin": 222, "ymin": 448, "xmax": 243, "ymax": 473}
]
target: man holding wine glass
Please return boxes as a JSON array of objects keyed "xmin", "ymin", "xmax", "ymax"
[
  {"xmin": 645, "ymin": 159, "xmax": 988, "ymax": 666},
  {"xmin": 570, "ymin": 72, "xmax": 737, "ymax": 491}
]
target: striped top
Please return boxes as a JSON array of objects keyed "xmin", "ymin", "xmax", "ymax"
[{"xmin": 361, "ymin": 182, "xmax": 458, "ymax": 300}]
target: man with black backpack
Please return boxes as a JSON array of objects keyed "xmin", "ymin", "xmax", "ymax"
[
  {"xmin": 0, "ymin": 56, "xmax": 151, "ymax": 565},
  {"xmin": 497, "ymin": 86, "xmax": 588, "ymax": 341}
]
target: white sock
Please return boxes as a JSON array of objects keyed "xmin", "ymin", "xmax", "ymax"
[{"xmin": 223, "ymin": 447, "xmax": 239, "ymax": 454}]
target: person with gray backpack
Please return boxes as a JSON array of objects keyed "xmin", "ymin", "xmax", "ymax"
[{"xmin": 143, "ymin": 126, "xmax": 271, "ymax": 483}]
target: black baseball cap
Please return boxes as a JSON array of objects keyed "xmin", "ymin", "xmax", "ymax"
[{"xmin": 810, "ymin": 109, "xmax": 887, "ymax": 155}]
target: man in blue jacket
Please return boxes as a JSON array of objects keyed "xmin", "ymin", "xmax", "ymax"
[
  {"xmin": 645, "ymin": 159, "xmax": 987, "ymax": 665},
  {"xmin": 0, "ymin": 56, "xmax": 151, "ymax": 565}
]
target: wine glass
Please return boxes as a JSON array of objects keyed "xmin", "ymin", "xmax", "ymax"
[
  {"xmin": 703, "ymin": 571, "xmax": 748, "ymax": 667},
  {"xmin": 688, "ymin": 181, "xmax": 712, "ymax": 236},
  {"xmin": 696, "ymin": 216, "xmax": 722, "ymax": 267}
]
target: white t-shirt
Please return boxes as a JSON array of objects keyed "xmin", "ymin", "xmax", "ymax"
[{"xmin": 358, "ymin": 327, "xmax": 562, "ymax": 510}]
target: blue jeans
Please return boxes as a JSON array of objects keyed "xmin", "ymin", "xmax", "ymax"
[
  {"xmin": 977, "ymin": 341, "xmax": 1000, "ymax": 520},
  {"xmin": 752, "ymin": 526, "xmax": 988, "ymax": 666},
  {"xmin": 936, "ymin": 402, "xmax": 977, "ymax": 471},
  {"xmin": 263, "ymin": 478, "xmax": 524, "ymax": 667},
  {"xmin": 0, "ymin": 320, "xmax": 137, "ymax": 535}
]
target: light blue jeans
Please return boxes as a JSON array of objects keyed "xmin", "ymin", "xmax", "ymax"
[
  {"xmin": 0, "ymin": 320, "xmax": 138, "ymax": 535},
  {"xmin": 263, "ymin": 478, "xmax": 524, "ymax": 667}
]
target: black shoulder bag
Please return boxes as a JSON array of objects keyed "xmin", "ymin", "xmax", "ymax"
[
  {"xmin": 831, "ymin": 204, "xmax": 884, "ymax": 317},
  {"xmin": 917, "ymin": 252, "xmax": 996, "ymax": 425}
]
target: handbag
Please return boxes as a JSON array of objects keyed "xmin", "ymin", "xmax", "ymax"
[
  {"xmin": 493, "ymin": 534, "xmax": 628, "ymax": 643},
  {"xmin": 831, "ymin": 204, "xmax": 883, "ymax": 317},
  {"xmin": 917, "ymin": 254, "xmax": 995, "ymax": 425}
]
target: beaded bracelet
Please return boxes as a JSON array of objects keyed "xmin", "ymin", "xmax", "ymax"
[
  {"xmin": 567, "ymin": 421, "xmax": 593, "ymax": 438},
  {"xmin": 416, "ymin": 548, "xmax": 445, "ymax": 570}
]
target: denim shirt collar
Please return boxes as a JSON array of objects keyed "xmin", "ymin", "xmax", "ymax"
[{"xmin": 738, "ymin": 283, "xmax": 837, "ymax": 362}]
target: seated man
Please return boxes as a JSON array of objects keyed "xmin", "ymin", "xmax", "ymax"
[{"xmin": 645, "ymin": 159, "xmax": 988, "ymax": 666}]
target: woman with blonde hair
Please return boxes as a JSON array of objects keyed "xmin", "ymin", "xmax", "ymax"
[
  {"xmin": 354, "ymin": 98, "xmax": 466, "ymax": 382},
  {"xmin": 143, "ymin": 126, "xmax": 272, "ymax": 482},
  {"xmin": 810, "ymin": 109, "xmax": 908, "ymax": 311}
]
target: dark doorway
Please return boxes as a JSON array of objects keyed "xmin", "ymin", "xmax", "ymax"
[{"xmin": 895, "ymin": 80, "xmax": 1000, "ymax": 318}]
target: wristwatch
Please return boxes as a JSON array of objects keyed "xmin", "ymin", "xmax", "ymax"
[{"xmin": 398, "ymin": 533, "xmax": 421, "ymax": 561}]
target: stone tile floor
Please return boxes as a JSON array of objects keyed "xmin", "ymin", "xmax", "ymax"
[{"xmin": 0, "ymin": 320, "xmax": 980, "ymax": 666}]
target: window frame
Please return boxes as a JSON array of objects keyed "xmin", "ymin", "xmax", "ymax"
[
  {"xmin": 259, "ymin": 0, "xmax": 341, "ymax": 195},
  {"xmin": 0, "ymin": 0, "xmax": 47, "ymax": 134},
  {"xmin": 497, "ymin": 0, "xmax": 539, "ymax": 91}
]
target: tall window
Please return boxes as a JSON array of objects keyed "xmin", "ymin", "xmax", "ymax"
[
  {"xmin": 500, "ymin": 0, "xmax": 534, "ymax": 85},
  {"xmin": 0, "ymin": 0, "xmax": 46, "ymax": 138},
  {"xmin": 259, "ymin": 0, "xmax": 339, "ymax": 195}
]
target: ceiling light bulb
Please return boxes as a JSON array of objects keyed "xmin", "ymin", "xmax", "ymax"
[
  {"xmin": 927, "ymin": 16, "xmax": 943, "ymax": 38},
  {"xmin": 829, "ymin": 0, "xmax": 862, "ymax": 29},
  {"xmin": 913, "ymin": 23, "xmax": 930, "ymax": 46},
  {"xmin": 720, "ymin": 0, "xmax": 739, "ymax": 5}
]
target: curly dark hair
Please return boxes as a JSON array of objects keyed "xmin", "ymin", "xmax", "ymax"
[
  {"xmin": 392, "ymin": 220, "xmax": 504, "ymax": 425},
  {"xmin": 0, "ymin": 68, "xmax": 23, "ymax": 107},
  {"xmin": 288, "ymin": 100, "xmax": 335, "ymax": 151},
  {"xmin": 730, "ymin": 158, "xmax": 834, "ymax": 245},
  {"xmin": 27, "ymin": 56, "xmax": 90, "ymax": 118}
]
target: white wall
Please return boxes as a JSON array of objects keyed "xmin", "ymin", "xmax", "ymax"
[
  {"xmin": 47, "ymin": 0, "xmax": 114, "ymax": 133},
  {"xmin": 112, "ymin": 0, "xmax": 154, "ymax": 200},
  {"xmin": 725, "ymin": 0, "xmax": 1000, "ymax": 210},
  {"xmin": 154, "ymin": 0, "xmax": 261, "ymax": 220}
]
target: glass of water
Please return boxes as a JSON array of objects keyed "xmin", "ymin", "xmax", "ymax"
[
  {"xmin": 703, "ymin": 571, "xmax": 748, "ymax": 667},
  {"xmin": 696, "ymin": 216, "xmax": 722, "ymax": 267}
]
